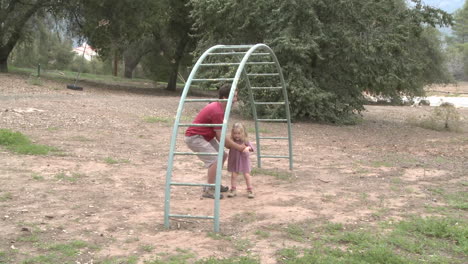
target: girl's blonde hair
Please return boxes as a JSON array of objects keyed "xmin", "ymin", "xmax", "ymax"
[{"xmin": 231, "ymin": 123, "xmax": 248, "ymax": 143}]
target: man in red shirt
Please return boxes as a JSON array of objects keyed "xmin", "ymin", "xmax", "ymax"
[{"xmin": 185, "ymin": 84, "xmax": 250, "ymax": 199}]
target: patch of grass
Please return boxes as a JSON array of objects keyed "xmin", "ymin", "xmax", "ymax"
[
  {"xmin": 233, "ymin": 238, "xmax": 253, "ymax": 252},
  {"xmin": 254, "ymin": 229, "xmax": 271, "ymax": 239},
  {"xmin": 247, "ymin": 127, "xmax": 270, "ymax": 134},
  {"xmin": 69, "ymin": 135, "xmax": 92, "ymax": 142},
  {"xmin": 143, "ymin": 116, "xmax": 172, "ymax": 124},
  {"xmin": 0, "ymin": 192, "xmax": 12, "ymax": 202},
  {"xmin": 17, "ymin": 233, "xmax": 40, "ymax": 243},
  {"xmin": 31, "ymin": 173, "xmax": 44, "ymax": 180},
  {"xmin": 104, "ymin": 157, "xmax": 130, "ymax": 164},
  {"xmin": 232, "ymin": 211, "xmax": 257, "ymax": 224},
  {"xmin": 28, "ymin": 76, "xmax": 43, "ymax": 86},
  {"xmin": 195, "ymin": 256, "xmax": 260, "ymax": 264},
  {"xmin": 99, "ymin": 255, "xmax": 138, "ymax": 264},
  {"xmin": 45, "ymin": 240, "xmax": 89, "ymax": 256},
  {"xmin": 0, "ymin": 251, "xmax": 10, "ymax": 264},
  {"xmin": 285, "ymin": 223, "xmax": 307, "ymax": 242},
  {"xmin": 46, "ymin": 127, "xmax": 59, "ymax": 131},
  {"xmin": 54, "ymin": 172, "xmax": 83, "ymax": 182},
  {"xmin": 140, "ymin": 244, "xmax": 154, "ymax": 253},
  {"xmin": 21, "ymin": 240, "xmax": 95, "ymax": 264},
  {"xmin": 0, "ymin": 129, "xmax": 57, "ymax": 155},
  {"xmin": 251, "ymin": 168, "xmax": 294, "ymax": 181},
  {"xmin": 145, "ymin": 248, "xmax": 196, "ymax": 263},
  {"xmin": 275, "ymin": 216, "xmax": 467, "ymax": 263},
  {"xmin": 206, "ymin": 232, "xmax": 231, "ymax": 241},
  {"xmin": 370, "ymin": 160, "xmax": 393, "ymax": 167},
  {"xmin": 323, "ymin": 222, "xmax": 344, "ymax": 233}
]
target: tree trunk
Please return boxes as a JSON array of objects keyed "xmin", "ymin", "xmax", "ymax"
[
  {"xmin": 166, "ymin": 37, "xmax": 188, "ymax": 91},
  {"xmin": 113, "ymin": 52, "xmax": 119, "ymax": 77},
  {"xmin": 0, "ymin": 55, "xmax": 8, "ymax": 73}
]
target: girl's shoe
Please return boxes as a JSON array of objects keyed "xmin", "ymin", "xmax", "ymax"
[
  {"xmin": 247, "ymin": 190, "xmax": 254, "ymax": 199},
  {"xmin": 227, "ymin": 189, "xmax": 237, "ymax": 198}
]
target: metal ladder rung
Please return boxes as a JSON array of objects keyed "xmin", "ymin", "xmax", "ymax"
[
  {"xmin": 174, "ymin": 151, "xmax": 218, "ymax": 156},
  {"xmin": 260, "ymin": 155, "xmax": 290, "ymax": 159},
  {"xmin": 251, "ymin": 86, "xmax": 282, "ymax": 90},
  {"xmin": 254, "ymin": 102, "xmax": 285, "ymax": 105},
  {"xmin": 259, "ymin": 136, "xmax": 289, "ymax": 140},
  {"xmin": 169, "ymin": 214, "xmax": 214, "ymax": 220},
  {"xmin": 200, "ymin": 62, "xmax": 240, "ymax": 66},
  {"xmin": 170, "ymin": 182, "xmax": 215, "ymax": 187},
  {"xmin": 185, "ymin": 99, "xmax": 228, "ymax": 102},
  {"xmin": 207, "ymin": 52, "xmax": 270, "ymax": 56},
  {"xmin": 257, "ymin": 119, "xmax": 288, "ymax": 122},
  {"xmin": 178, "ymin": 123, "xmax": 223, "ymax": 127},
  {"xmin": 200, "ymin": 62, "xmax": 274, "ymax": 66},
  {"xmin": 246, "ymin": 62, "xmax": 275, "ymax": 65},
  {"xmin": 218, "ymin": 45, "xmax": 254, "ymax": 49},
  {"xmin": 247, "ymin": 73, "xmax": 279, "ymax": 76},
  {"xmin": 191, "ymin": 78, "xmax": 234, "ymax": 82}
]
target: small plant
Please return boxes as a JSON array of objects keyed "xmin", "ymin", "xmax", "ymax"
[
  {"xmin": 104, "ymin": 157, "xmax": 130, "ymax": 164},
  {"xmin": 0, "ymin": 192, "xmax": 12, "ymax": 202},
  {"xmin": 409, "ymin": 103, "xmax": 463, "ymax": 132},
  {"xmin": 140, "ymin": 244, "xmax": 154, "ymax": 253},
  {"xmin": 143, "ymin": 116, "xmax": 171, "ymax": 123},
  {"xmin": 251, "ymin": 168, "xmax": 294, "ymax": 181},
  {"xmin": 54, "ymin": 172, "xmax": 83, "ymax": 182},
  {"xmin": 254, "ymin": 229, "xmax": 271, "ymax": 239},
  {"xmin": 31, "ymin": 173, "xmax": 44, "ymax": 180},
  {"xmin": 100, "ymin": 256, "xmax": 138, "ymax": 264},
  {"xmin": 28, "ymin": 76, "xmax": 43, "ymax": 86},
  {"xmin": 285, "ymin": 224, "xmax": 306, "ymax": 242},
  {"xmin": 233, "ymin": 238, "xmax": 253, "ymax": 252}
]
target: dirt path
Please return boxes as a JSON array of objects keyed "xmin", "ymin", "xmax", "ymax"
[{"xmin": 0, "ymin": 74, "xmax": 467, "ymax": 263}]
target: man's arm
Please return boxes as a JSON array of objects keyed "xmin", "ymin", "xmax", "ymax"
[{"xmin": 215, "ymin": 130, "xmax": 249, "ymax": 152}]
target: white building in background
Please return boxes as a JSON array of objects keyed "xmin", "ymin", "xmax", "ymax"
[{"xmin": 72, "ymin": 43, "xmax": 97, "ymax": 61}]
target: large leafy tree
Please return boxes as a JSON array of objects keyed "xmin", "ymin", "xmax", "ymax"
[
  {"xmin": 0, "ymin": 0, "xmax": 79, "ymax": 72},
  {"xmin": 191, "ymin": 0, "xmax": 452, "ymax": 122},
  {"xmin": 447, "ymin": 1, "xmax": 468, "ymax": 79},
  {"xmin": 71, "ymin": 0, "xmax": 159, "ymax": 77}
]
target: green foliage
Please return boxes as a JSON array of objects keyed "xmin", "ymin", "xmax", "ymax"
[
  {"xmin": 10, "ymin": 15, "xmax": 75, "ymax": 70},
  {"xmin": 191, "ymin": 0, "xmax": 452, "ymax": 123}
]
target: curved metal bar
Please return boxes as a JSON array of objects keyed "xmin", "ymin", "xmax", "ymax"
[
  {"xmin": 165, "ymin": 44, "xmax": 293, "ymax": 232},
  {"xmin": 164, "ymin": 44, "xmax": 224, "ymax": 229}
]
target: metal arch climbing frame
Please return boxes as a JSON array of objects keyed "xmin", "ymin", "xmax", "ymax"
[{"xmin": 164, "ymin": 44, "xmax": 293, "ymax": 232}]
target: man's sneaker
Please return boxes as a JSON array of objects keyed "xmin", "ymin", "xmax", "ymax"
[
  {"xmin": 247, "ymin": 190, "xmax": 255, "ymax": 199},
  {"xmin": 227, "ymin": 189, "xmax": 237, "ymax": 198},
  {"xmin": 202, "ymin": 188, "xmax": 223, "ymax": 199},
  {"xmin": 221, "ymin": 185, "xmax": 229, "ymax": 192}
]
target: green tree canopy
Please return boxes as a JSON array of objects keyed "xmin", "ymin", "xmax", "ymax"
[
  {"xmin": 191, "ymin": 0, "xmax": 452, "ymax": 123},
  {"xmin": 0, "ymin": 0, "xmax": 79, "ymax": 72}
]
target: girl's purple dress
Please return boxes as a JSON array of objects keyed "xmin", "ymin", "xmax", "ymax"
[{"xmin": 227, "ymin": 140, "xmax": 254, "ymax": 173}]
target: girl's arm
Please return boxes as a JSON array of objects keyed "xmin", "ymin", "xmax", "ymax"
[
  {"xmin": 216, "ymin": 131, "xmax": 249, "ymax": 152},
  {"xmin": 247, "ymin": 142, "xmax": 254, "ymax": 152}
]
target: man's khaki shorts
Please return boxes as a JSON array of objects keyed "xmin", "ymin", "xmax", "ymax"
[{"xmin": 184, "ymin": 135, "xmax": 227, "ymax": 168}]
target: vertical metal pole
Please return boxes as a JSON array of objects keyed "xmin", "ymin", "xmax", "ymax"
[
  {"xmin": 164, "ymin": 45, "xmax": 224, "ymax": 229},
  {"xmin": 268, "ymin": 49, "xmax": 294, "ymax": 170},
  {"xmin": 37, "ymin": 64, "xmax": 41, "ymax": 77}
]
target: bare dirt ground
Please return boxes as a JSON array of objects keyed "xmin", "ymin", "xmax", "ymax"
[{"xmin": 0, "ymin": 74, "xmax": 467, "ymax": 263}]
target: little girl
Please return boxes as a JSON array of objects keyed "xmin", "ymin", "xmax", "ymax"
[{"xmin": 227, "ymin": 123, "xmax": 255, "ymax": 198}]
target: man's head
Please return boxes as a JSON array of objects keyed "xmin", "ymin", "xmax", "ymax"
[
  {"xmin": 218, "ymin": 84, "xmax": 231, "ymax": 99},
  {"xmin": 218, "ymin": 83, "xmax": 238, "ymax": 103}
]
